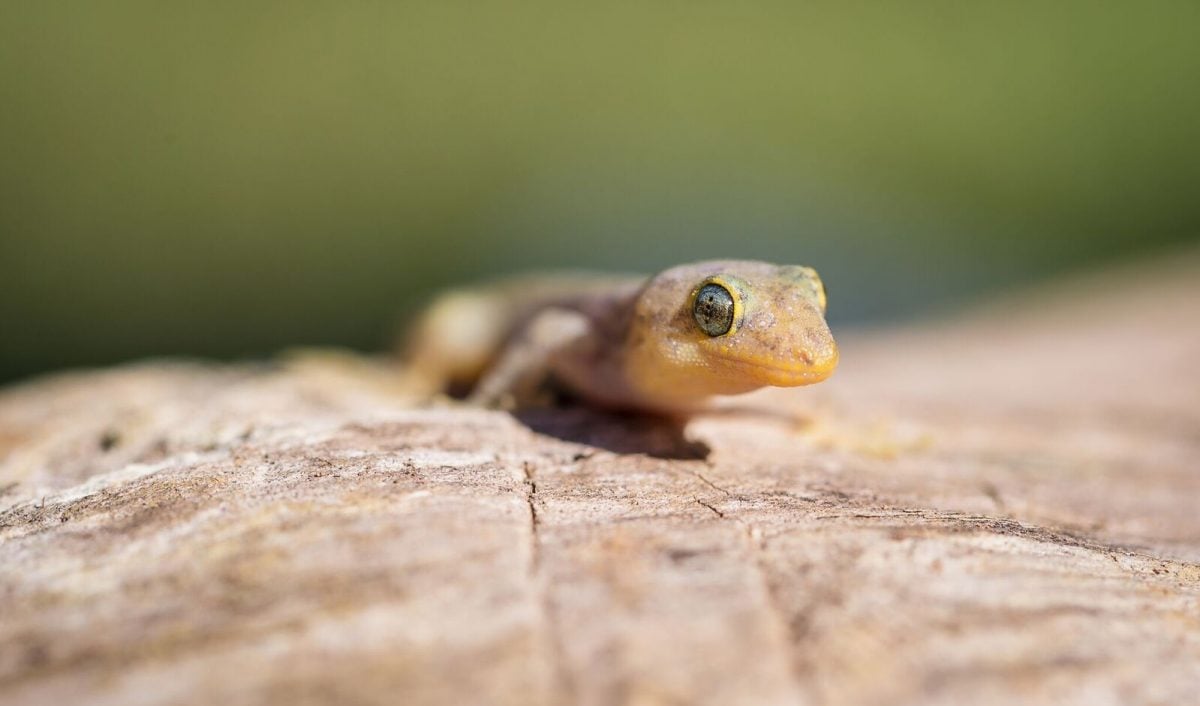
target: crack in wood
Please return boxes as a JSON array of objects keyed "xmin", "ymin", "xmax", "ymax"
[
  {"xmin": 684, "ymin": 486, "xmax": 808, "ymax": 699},
  {"xmin": 520, "ymin": 461, "xmax": 576, "ymax": 704},
  {"xmin": 681, "ymin": 467, "xmax": 734, "ymax": 496},
  {"xmin": 694, "ymin": 498, "xmax": 725, "ymax": 518}
]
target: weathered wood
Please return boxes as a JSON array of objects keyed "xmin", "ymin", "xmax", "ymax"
[{"xmin": 1, "ymin": 253, "xmax": 1198, "ymax": 706}]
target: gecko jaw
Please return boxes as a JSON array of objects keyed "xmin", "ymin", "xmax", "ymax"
[{"xmin": 714, "ymin": 347, "xmax": 839, "ymax": 387}]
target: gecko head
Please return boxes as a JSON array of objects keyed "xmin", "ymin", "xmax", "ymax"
[{"xmin": 626, "ymin": 260, "xmax": 839, "ymax": 401}]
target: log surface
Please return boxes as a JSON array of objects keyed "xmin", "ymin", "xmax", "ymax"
[{"xmin": 2, "ymin": 254, "xmax": 1198, "ymax": 706}]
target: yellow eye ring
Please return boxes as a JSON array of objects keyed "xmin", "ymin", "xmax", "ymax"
[
  {"xmin": 810, "ymin": 272, "xmax": 827, "ymax": 313},
  {"xmin": 691, "ymin": 275, "xmax": 745, "ymax": 337}
]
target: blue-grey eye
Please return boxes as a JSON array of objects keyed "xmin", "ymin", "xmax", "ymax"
[{"xmin": 693, "ymin": 283, "xmax": 735, "ymax": 336}]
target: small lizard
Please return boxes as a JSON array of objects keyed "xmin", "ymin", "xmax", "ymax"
[{"xmin": 401, "ymin": 260, "xmax": 838, "ymax": 414}]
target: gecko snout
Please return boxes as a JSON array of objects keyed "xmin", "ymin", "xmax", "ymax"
[{"xmin": 799, "ymin": 334, "xmax": 839, "ymax": 380}]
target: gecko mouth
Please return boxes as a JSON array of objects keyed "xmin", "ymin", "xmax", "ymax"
[{"xmin": 716, "ymin": 351, "xmax": 839, "ymax": 387}]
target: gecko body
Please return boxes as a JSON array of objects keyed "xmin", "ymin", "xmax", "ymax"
[{"xmin": 403, "ymin": 260, "xmax": 838, "ymax": 413}]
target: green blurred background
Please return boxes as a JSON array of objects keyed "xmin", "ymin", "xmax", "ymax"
[{"xmin": 3, "ymin": 2, "xmax": 1198, "ymax": 384}]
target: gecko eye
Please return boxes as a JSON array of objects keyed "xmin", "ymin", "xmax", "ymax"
[{"xmin": 693, "ymin": 283, "xmax": 736, "ymax": 336}]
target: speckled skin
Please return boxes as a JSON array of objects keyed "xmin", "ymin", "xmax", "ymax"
[{"xmin": 404, "ymin": 260, "xmax": 838, "ymax": 413}]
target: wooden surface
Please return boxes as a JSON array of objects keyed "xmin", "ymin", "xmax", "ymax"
[{"xmin": 1, "ymin": 253, "xmax": 1198, "ymax": 706}]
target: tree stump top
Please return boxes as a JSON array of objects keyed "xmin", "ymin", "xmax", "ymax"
[{"xmin": 2, "ymin": 253, "xmax": 1198, "ymax": 706}]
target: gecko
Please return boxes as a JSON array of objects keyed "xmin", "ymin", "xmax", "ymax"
[{"xmin": 400, "ymin": 260, "xmax": 838, "ymax": 414}]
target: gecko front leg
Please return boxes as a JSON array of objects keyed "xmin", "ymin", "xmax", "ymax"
[{"xmin": 468, "ymin": 308, "xmax": 593, "ymax": 409}]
